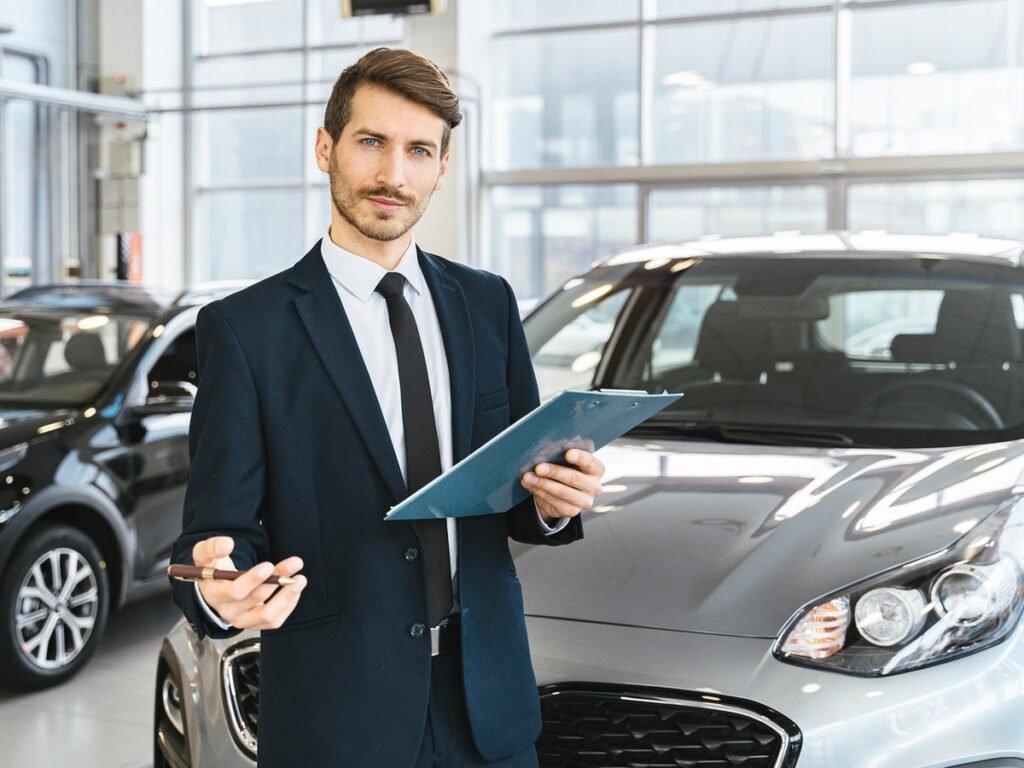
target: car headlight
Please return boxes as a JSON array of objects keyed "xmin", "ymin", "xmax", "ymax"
[
  {"xmin": 775, "ymin": 498, "xmax": 1024, "ymax": 676},
  {"xmin": 855, "ymin": 587, "xmax": 927, "ymax": 647}
]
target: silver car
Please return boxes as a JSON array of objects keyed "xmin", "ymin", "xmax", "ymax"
[{"xmin": 156, "ymin": 233, "xmax": 1024, "ymax": 768}]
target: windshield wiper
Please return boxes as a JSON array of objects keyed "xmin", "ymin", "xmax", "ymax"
[{"xmin": 633, "ymin": 420, "xmax": 858, "ymax": 447}]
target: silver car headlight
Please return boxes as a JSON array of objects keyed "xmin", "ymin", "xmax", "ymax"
[{"xmin": 775, "ymin": 498, "xmax": 1024, "ymax": 676}]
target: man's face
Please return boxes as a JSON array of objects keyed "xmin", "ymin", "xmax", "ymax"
[{"xmin": 320, "ymin": 85, "xmax": 449, "ymax": 243}]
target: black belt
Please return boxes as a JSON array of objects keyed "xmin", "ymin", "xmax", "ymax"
[{"xmin": 430, "ymin": 614, "xmax": 460, "ymax": 656}]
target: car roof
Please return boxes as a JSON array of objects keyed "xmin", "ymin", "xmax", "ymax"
[
  {"xmin": 599, "ymin": 232, "xmax": 1024, "ymax": 268},
  {"xmin": 172, "ymin": 280, "xmax": 255, "ymax": 306},
  {"xmin": 0, "ymin": 280, "xmax": 252, "ymax": 316},
  {"xmin": 1, "ymin": 282, "xmax": 170, "ymax": 314}
]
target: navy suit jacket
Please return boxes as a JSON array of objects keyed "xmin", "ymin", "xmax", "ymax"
[{"xmin": 170, "ymin": 242, "xmax": 582, "ymax": 767}]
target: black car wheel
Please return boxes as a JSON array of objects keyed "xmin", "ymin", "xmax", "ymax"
[{"xmin": 0, "ymin": 525, "xmax": 110, "ymax": 690}]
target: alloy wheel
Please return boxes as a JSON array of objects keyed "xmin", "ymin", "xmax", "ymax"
[{"xmin": 15, "ymin": 546, "xmax": 100, "ymax": 670}]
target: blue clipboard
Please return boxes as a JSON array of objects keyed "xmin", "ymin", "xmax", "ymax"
[{"xmin": 383, "ymin": 389, "xmax": 682, "ymax": 521}]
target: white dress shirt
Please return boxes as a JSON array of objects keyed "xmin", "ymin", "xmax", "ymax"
[
  {"xmin": 198, "ymin": 229, "xmax": 564, "ymax": 628},
  {"xmin": 321, "ymin": 232, "xmax": 462, "ymax": 577}
]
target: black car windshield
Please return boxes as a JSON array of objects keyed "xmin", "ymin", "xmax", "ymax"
[
  {"xmin": 0, "ymin": 309, "xmax": 151, "ymax": 406},
  {"xmin": 524, "ymin": 253, "xmax": 1024, "ymax": 448}
]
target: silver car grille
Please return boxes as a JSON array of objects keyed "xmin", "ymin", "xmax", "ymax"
[
  {"xmin": 221, "ymin": 642, "xmax": 260, "ymax": 761},
  {"xmin": 537, "ymin": 684, "xmax": 801, "ymax": 768}
]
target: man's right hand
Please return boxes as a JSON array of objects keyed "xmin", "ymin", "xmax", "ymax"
[{"xmin": 192, "ymin": 536, "xmax": 307, "ymax": 630}]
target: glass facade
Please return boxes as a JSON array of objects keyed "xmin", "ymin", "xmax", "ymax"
[
  {"xmin": 487, "ymin": 0, "xmax": 1024, "ymax": 300},
  {"xmin": 489, "ymin": 28, "xmax": 640, "ymax": 170},
  {"xmin": 849, "ymin": 1, "xmax": 1024, "ymax": 156},
  {"xmin": 489, "ymin": 185, "xmax": 638, "ymax": 299},
  {"xmin": 199, "ymin": 108, "xmax": 306, "ymax": 185},
  {"xmin": 155, "ymin": 0, "xmax": 1024, "ymax": 294},
  {"xmin": 490, "ymin": 0, "xmax": 640, "ymax": 32},
  {"xmin": 653, "ymin": 0, "xmax": 828, "ymax": 16},
  {"xmin": 186, "ymin": 0, "xmax": 405, "ymax": 282},
  {"xmin": 0, "ymin": 1, "xmax": 75, "ymax": 290},
  {"xmin": 650, "ymin": 13, "xmax": 834, "ymax": 164},
  {"xmin": 648, "ymin": 185, "xmax": 828, "ymax": 242},
  {"xmin": 200, "ymin": 189, "xmax": 305, "ymax": 279},
  {"xmin": 200, "ymin": 0, "xmax": 305, "ymax": 54},
  {"xmin": 848, "ymin": 180, "xmax": 1024, "ymax": 239}
]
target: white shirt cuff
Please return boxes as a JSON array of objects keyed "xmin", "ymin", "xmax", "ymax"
[
  {"xmin": 194, "ymin": 582, "xmax": 233, "ymax": 630},
  {"xmin": 535, "ymin": 500, "xmax": 571, "ymax": 534}
]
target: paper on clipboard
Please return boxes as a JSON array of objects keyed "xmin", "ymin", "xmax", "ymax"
[{"xmin": 383, "ymin": 389, "xmax": 682, "ymax": 521}]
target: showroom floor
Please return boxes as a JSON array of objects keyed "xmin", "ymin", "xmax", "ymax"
[{"xmin": 0, "ymin": 591, "xmax": 181, "ymax": 768}]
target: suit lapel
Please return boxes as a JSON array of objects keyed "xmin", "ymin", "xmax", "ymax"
[
  {"xmin": 418, "ymin": 247, "xmax": 476, "ymax": 463},
  {"xmin": 288, "ymin": 244, "xmax": 407, "ymax": 504}
]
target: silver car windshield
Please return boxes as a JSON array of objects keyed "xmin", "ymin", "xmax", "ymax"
[
  {"xmin": 525, "ymin": 254, "xmax": 1024, "ymax": 448},
  {"xmin": 0, "ymin": 310, "xmax": 151, "ymax": 406}
]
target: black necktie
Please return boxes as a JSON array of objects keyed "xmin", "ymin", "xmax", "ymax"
[{"xmin": 375, "ymin": 272, "xmax": 453, "ymax": 627}]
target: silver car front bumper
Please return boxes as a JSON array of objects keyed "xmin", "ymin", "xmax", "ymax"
[{"xmin": 527, "ymin": 615, "xmax": 1024, "ymax": 768}]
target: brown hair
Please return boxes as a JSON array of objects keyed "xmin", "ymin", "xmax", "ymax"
[{"xmin": 324, "ymin": 47, "xmax": 462, "ymax": 155}]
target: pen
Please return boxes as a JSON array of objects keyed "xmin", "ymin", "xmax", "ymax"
[{"xmin": 167, "ymin": 564, "xmax": 297, "ymax": 586}]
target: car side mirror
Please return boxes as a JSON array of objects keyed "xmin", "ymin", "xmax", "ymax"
[{"xmin": 129, "ymin": 381, "xmax": 196, "ymax": 417}]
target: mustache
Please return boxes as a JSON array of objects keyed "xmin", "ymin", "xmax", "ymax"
[{"xmin": 360, "ymin": 186, "xmax": 415, "ymax": 205}]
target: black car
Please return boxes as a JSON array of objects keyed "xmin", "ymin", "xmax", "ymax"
[{"xmin": 0, "ymin": 281, "xmax": 243, "ymax": 690}]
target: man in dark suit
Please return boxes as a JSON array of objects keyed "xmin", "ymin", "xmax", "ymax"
[{"xmin": 170, "ymin": 48, "xmax": 604, "ymax": 767}]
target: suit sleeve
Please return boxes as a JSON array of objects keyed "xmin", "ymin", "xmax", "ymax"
[
  {"xmin": 500, "ymin": 277, "xmax": 584, "ymax": 546},
  {"xmin": 169, "ymin": 304, "xmax": 271, "ymax": 639}
]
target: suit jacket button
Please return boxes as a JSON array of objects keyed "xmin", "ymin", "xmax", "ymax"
[
  {"xmin": 409, "ymin": 622, "xmax": 426, "ymax": 639},
  {"xmin": 404, "ymin": 546, "xmax": 420, "ymax": 562}
]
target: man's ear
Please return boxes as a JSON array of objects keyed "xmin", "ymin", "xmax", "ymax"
[
  {"xmin": 314, "ymin": 126, "xmax": 333, "ymax": 174},
  {"xmin": 434, "ymin": 149, "xmax": 451, "ymax": 191}
]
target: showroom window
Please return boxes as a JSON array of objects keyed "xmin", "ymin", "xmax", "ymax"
[
  {"xmin": 649, "ymin": 12, "xmax": 834, "ymax": 164},
  {"xmin": 491, "ymin": 0, "xmax": 640, "ymax": 33},
  {"xmin": 847, "ymin": 179, "xmax": 1024, "ymax": 240},
  {"xmin": 848, "ymin": 0, "xmax": 1024, "ymax": 157},
  {"xmin": 648, "ymin": 185, "xmax": 828, "ymax": 242},
  {"xmin": 3, "ymin": 59, "xmax": 42, "ymax": 289},
  {"xmin": 0, "ymin": 3, "xmax": 74, "ymax": 291},
  {"xmin": 485, "ymin": 0, "xmax": 1024, "ymax": 301},
  {"xmin": 489, "ymin": 185, "xmax": 638, "ymax": 300},
  {"xmin": 198, "ymin": 189, "xmax": 305, "ymax": 280},
  {"xmin": 652, "ymin": 1, "xmax": 828, "ymax": 15},
  {"xmin": 489, "ymin": 28, "xmax": 640, "ymax": 170},
  {"xmin": 184, "ymin": 0, "xmax": 403, "ymax": 282}
]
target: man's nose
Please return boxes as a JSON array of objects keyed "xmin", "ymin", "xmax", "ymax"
[{"xmin": 375, "ymin": 149, "xmax": 406, "ymax": 190}]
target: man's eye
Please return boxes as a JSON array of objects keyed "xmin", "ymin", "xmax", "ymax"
[
  {"xmin": 411, "ymin": 147, "xmax": 429, "ymax": 157},
  {"xmin": 361, "ymin": 138, "xmax": 380, "ymax": 147}
]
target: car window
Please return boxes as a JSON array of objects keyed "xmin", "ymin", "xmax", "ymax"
[
  {"xmin": 532, "ymin": 290, "xmax": 630, "ymax": 400},
  {"xmin": 0, "ymin": 319, "xmax": 29, "ymax": 380},
  {"xmin": 0, "ymin": 312, "xmax": 151, "ymax": 406},
  {"xmin": 818, "ymin": 290, "xmax": 943, "ymax": 359},
  {"xmin": 531, "ymin": 255, "xmax": 1024, "ymax": 448},
  {"xmin": 1012, "ymin": 293, "xmax": 1024, "ymax": 328},
  {"xmin": 648, "ymin": 284, "xmax": 724, "ymax": 376},
  {"xmin": 525, "ymin": 264, "xmax": 639, "ymax": 401},
  {"xmin": 147, "ymin": 329, "xmax": 199, "ymax": 389}
]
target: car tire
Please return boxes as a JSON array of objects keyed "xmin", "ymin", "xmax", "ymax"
[
  {"xmin": 0, "ymin": 525, "xmax": 110, "ymax": 690},
  {"xmin": 154, "ymin": 656, "xmax": 192, "ymax": 768}
]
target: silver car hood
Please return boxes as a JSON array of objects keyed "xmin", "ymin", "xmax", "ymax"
[{"xmin": 514, "ymin": 439, "xmax": 1024, "ymax": 638}]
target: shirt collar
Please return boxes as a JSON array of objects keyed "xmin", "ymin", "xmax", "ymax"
[{"xmin": 320, "ymin": 227, "xmax": 425, "ymax": 304}]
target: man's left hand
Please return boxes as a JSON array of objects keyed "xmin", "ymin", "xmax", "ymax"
[{"xmin": 521, "ymin": 449, "xmax": 605, "ymax": 525}]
